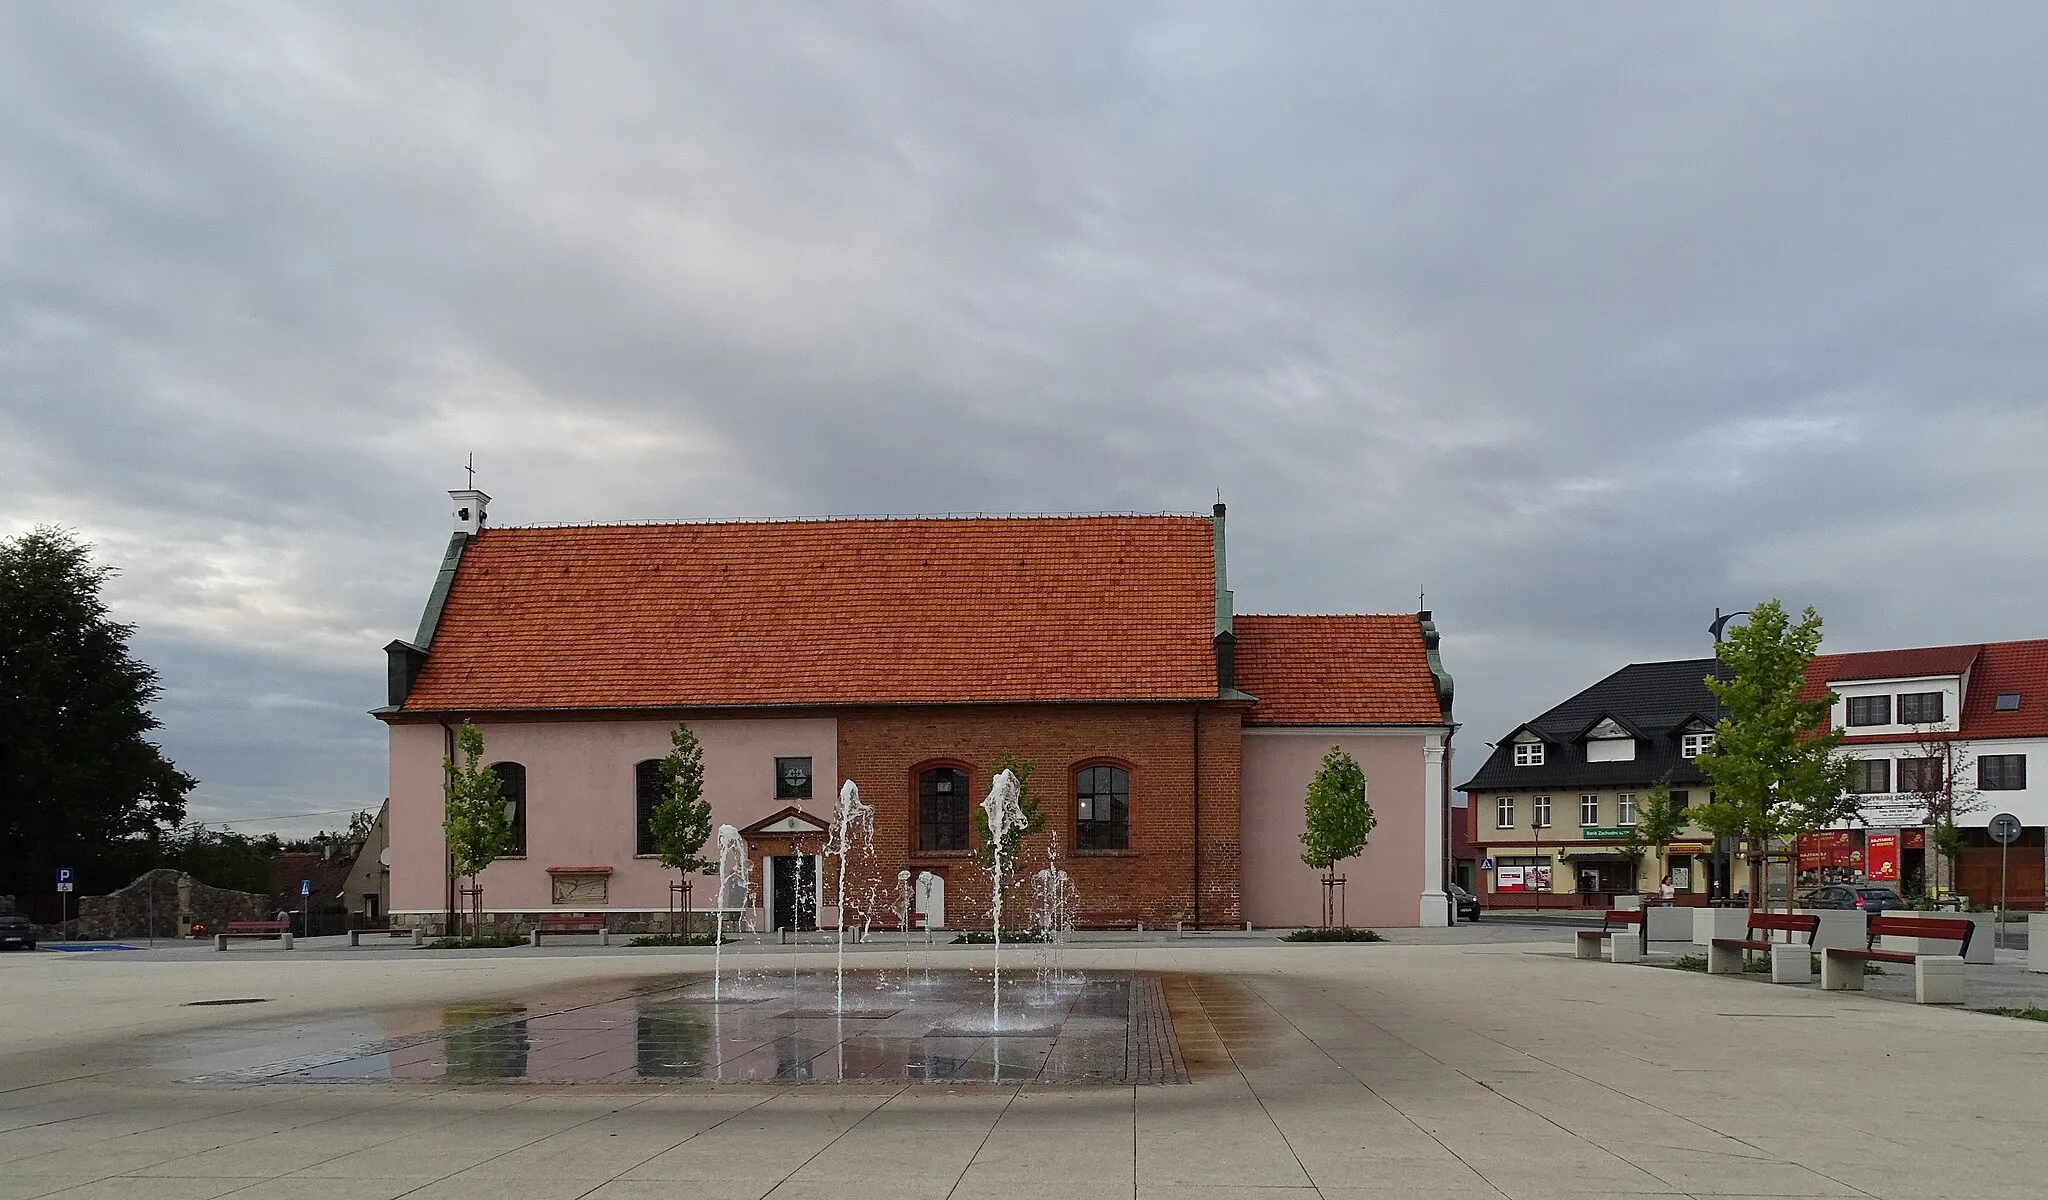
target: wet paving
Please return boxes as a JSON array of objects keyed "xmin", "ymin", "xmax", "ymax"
[{"xmin": 172, "ymin": 968, "xmax": 1188, "ymax": 1086}]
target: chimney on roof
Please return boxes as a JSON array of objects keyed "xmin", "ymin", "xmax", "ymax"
[
  {"xmin": 450, "ymin": 489, "xmax": 490, "ymax": 537},
  {"xmin": 1211, "ymin": 501, "xmax": 1236, "ymax": 692}
]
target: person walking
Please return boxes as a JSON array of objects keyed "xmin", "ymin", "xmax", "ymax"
[{"xmin": 1659, "ymin": 874, "xmax": 1676, "ymax": 905}]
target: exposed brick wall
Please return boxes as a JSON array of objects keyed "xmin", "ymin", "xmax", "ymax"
[{"xmin": 833, "ymin": 702, "xmax": 1244, "ymax": 929}]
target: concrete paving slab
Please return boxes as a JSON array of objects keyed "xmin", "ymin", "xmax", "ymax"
[{"xmin": 5, "ymin": 939, "xmax": 2048, "ymax": 1200}]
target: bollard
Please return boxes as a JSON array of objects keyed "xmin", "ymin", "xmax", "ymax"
[
  {"xmin": 412, "ymin": 926, "xmax": 425, "ymax": 948},
  {"xmin": 215, "ymin": 933, "xmax": 227, "ymax": 952},
  {"xmin": 348, "ymin": 929, "xmax": 362, "ymax": 948},
  {"xmin": 599, "ymin": 928, "xmax": 612, "ymax": 947},
  {"xmin": 529, "ymin": 929, "xmax": 541, "ymax": 947},
  {"xmin": 280, "ymin": 931, "xmax": 293, "ymax": 950}
]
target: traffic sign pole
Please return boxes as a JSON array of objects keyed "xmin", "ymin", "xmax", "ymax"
[{"xmin": 1988, "ymin": 814, "xmax": 2022, "ymax": 952}]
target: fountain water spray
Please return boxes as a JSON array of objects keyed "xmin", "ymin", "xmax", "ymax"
[
  {"xmin": 826, "ymin": 779, "xmax": 875, "ymax": 1013},
  {"xmin": 713, "ymin": 823, "xmax": 749, "ymax": 1002},
  {"xmin": 981, "ymin": 768, "xmax": 1026, "ymax": 1031},
  {"xmin": 1032, "ymin": 832, "xmax": 1079, "ymax": 992}
]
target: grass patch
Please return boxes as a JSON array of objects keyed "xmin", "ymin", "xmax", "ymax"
[
  {"xmin": 626, "ymin": 932, "xmax": 728, "ymax": 947},
  {"xmin": 1283, "ymin": 927, "xmax": 1385, "ymax": 942},
  {"xmin": 424, "ymin": 935, "xmax": 527, "ymax": 950},
  {"xmin": 1989, "ymin": 1006, "xmax": 2048, "ymax": 1022},
  {"xmin": 951, "ymin": 930, "xmax": 1046, "ymax": 944},
  {"xmin": 1673, "ymin": 954, "xmax": 1708, "ymax": 972}
]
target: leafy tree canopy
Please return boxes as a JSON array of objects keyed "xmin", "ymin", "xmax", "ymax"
[
  {"xmin": 649, "ymin": 721, "xmax": 714, "ymax": 875},
  {"xmin": 972, "ymin": 750, "xmax": 1049, "ymax": 874},
  {"xmin": 0, "ymin": 527, "xmax": 193, "ymax": 893},
  {"xmin": 442, "ymin": 722, "xmax": 508, "ymax": 883},
  {"xmin": 1300, "ymin": 747, "xmax": 1375, "ymax": 871},
  {"xmin": 1692, "ymin": 600, "xmax": 1856, "ymax": 898}
]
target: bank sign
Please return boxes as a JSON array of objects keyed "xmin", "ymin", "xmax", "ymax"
[{"xmin": 1581, "ymin": 827, "xmax": 1633, "ymax": 840}]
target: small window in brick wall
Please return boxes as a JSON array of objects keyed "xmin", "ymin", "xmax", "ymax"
[{"xmin": 1076, "ymin": 765, "xmax": 1130, "ymax": 851}]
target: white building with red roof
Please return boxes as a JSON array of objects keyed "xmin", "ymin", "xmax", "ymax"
[{"xmin": 1804, "ymin": 640, "xmax": 2048, "ymax": 904}]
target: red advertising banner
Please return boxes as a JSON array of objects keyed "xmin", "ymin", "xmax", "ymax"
[
  {"xmin": 1797, "ymin": 830, "xmax": 1860, "ymax": 870},
  {"xmin": 1903, "ymin": 828, "xmax": 1926, "ymax": 850},
  {"xmin": 1866, "ymin": 833, "xmax": 1899, "ymax": 882}
]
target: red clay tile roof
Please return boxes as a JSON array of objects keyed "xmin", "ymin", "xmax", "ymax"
[
  {"xmin": 1806, "ymin": 644, "xmax": 1982, "ymax": 688},
  {"xmin": 1802, "ymin": 639, "xmax": 2048, "ymax": 742},
  {"xmin": 1234, "ymin": 615, "xmax": 1444, "ymax": 725},
  {"xmin": 401, "ymin": 516, "xmax": 1219, "ymax": 711}
]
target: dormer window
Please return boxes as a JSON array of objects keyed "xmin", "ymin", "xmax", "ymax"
[
  {"xmin": 1513, "ymin": 742, "xmax": 1544, "ymax": 767},
  {"xmin": 1681, "ymin": 732, "xmax": 1713, "ymax": 759},
  {"xmin": 1847, "ymin": 696, "xmax": 1891, "ymax": 726}
]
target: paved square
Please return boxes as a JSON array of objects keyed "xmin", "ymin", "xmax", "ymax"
[{"xmin": 3, "ymin": 936, "xmax": 2045, "ymax": 1199}]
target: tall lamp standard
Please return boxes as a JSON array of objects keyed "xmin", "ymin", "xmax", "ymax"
[
  {"xmin": 1708, "ymin": 608, "xmax": 1751, "ymax": 644},
  {"xmin": 1705, "ymin": 607, "xmax": 1751, "ymax": 901}
]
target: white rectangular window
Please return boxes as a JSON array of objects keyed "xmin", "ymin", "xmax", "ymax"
[
  {"xmin": 1496, "ymin": 797, "xmax": 1515, "ymax": 829},
  {"xmin": 1513, "ymin": 742, "xmax": 1545, "ymax": 767},
  {"xmin": 1532, "ymin": 795, "xmax": 1551, "ymax": 828},
  {"xmin": 1618, "ymin": 793, "xmax": 1637, "ymax": 825},
  {"xmin": 1586, "ymin": 739, "xmax": 1636, "ymax": 762},
  {"xmin": 1681, "ymin": 732, "xmax": 1713, "ymax": 759},
  {"xmin": 1580, "ymin": 794, "xmax": 1600, "ymax": 826}
]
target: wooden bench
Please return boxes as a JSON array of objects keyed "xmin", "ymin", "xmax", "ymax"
[
  {"xmin": 1573, "ymin": 910, "xmax": 1643, "ymax": 961},
  {"xmin": 1823, "ymin": 915, "xmax": 1973, "ymax": 1003},
  {"xmin": 531, "ymin": 915, "xmax": 609, "ymax": 946},
  {"xmin": 215, "ymin": 920, "xmax": 291, "ymax": 951},
  {"xmin": 1076, "ymin": 911, "xmax": 1143, "ymax": 931},
  {"xmin": 1709, "ymin": 911, "xmax": 1820, "ymax": 980}
]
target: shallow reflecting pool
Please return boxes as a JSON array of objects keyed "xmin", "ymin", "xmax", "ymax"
[{"xmin": 179, "ymin": 969, "xmax": 1187, "ymax": 1086}]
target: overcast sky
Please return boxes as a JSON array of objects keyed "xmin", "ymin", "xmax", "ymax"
[{"xmin": 5, "ymin": 3, "xmax": 2046, "ymax": 834}]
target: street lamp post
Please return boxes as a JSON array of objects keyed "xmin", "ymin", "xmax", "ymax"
[{"xmin": 1709, "ymin": 608, "xmax": 1751, "ymax": 644}]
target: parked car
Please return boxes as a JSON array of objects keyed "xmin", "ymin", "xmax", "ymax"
[
  {"xmin": 1797, "ymin": 885, "xmax": 1906, "ymax": 913},
  {"xmin": 0, "ymin": 913, "xmax": 38, "ymax": 951},
  {"xmin": 1450, "ymin": 883, "xmax": 1481, "ymax": 921}
]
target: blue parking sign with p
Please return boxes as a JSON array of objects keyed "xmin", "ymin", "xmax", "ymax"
[{"xmin": 57, "ymin": 868, "xmax": 72, "ymax": 883}]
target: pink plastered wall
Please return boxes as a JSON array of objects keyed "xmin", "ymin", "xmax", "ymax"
[
  {"xmin": 387, "ymin": 717, "xmax": 836, "ymax": 914},
  {"xmin": 1240, "ymin": 731, "xmax": 1430, "ymax": 928}
]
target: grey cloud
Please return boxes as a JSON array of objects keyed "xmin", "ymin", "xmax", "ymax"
[{"xmin": 4, "ymin": 2, "xmax": 2047, "ymax": 831}]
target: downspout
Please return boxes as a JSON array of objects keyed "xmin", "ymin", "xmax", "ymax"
[
  {"xmin": 1192, "ymin": 701, "xmax": 1202, "ymax": 928},
  {"xmin": 442, "ymin": 719, "xmax": 456, "ymax": 936}
]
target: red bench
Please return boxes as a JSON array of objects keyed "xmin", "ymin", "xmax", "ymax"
[
  {"xmin": 1573, "ymin": 909, "xmax": 1643, "ymax": 960},
  {"xmin": 532, "ymin": 915, "xmax": 607, "ymax": 944},
  {"xmin": 1708, "ymin": 911, "xmax": 1820, "ymax": 976},
  {"xmin": 1823, "ymin": 915, "xmax": 1974, "ymax": 1003}
]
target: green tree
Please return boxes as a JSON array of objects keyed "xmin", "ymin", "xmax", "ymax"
[
  {"xmin": 1623, "ymin": 778, "xmax": 1689, "ymax": 894},
  {"xmin": 647, "ymin": 721, "xmax": 714, "ymax": 923},
  {"xmin": 1692, "ymin": 600, "xmax": 1856, "ymax": 910},
  {"xmin": 442, "ymin": 722, "xmax": 508, "ymax": 937},
  {"xmin": 972, "ymin": 751, "xmax": 1048, "ymax": 876},
  {"xmin": 1299, "ymin": 747, "xmax": 1376, "ymax": 927},
  {"xmin": 0, "ymin": 527, "xmax": 194, "ymax": 894}
]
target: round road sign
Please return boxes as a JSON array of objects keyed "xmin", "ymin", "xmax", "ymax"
[{"xmin": 1988, "ymin": 812, "xmax": 2023, "ymax": 845}]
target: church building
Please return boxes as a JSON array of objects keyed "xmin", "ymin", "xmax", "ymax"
[{"xmin": 376, "ymin": 491, "xmax": 1455, "ymax": 931}]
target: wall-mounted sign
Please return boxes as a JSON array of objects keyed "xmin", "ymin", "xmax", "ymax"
[
  {"xmin": 1866, "ymin": 832, "xmax": 1899, "ymax": 882},
  {"xmin": 1581, "ymin": 827, "xmax": 1633, "ymax": 841},
  {"xmin": 1797, "ymin": 830, "xmax": 1861, "ymax": 870}
]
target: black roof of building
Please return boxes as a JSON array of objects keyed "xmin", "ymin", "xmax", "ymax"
[{"xmin": 1457, "ymin": 658, "xmax": 1731, "ymax": 793}]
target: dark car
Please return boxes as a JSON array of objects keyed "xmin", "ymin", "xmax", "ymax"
[
  {"xmin": 0, "ymin": 913, "xmax": 37, "ymax": 951},
  {"xmin": 1450, "ymin": 883, "xmax": 1481, "ymax": 922},
  {"xmin": 1797, "ymin": 885, "xmax": 1906, "ymax": 914}
]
